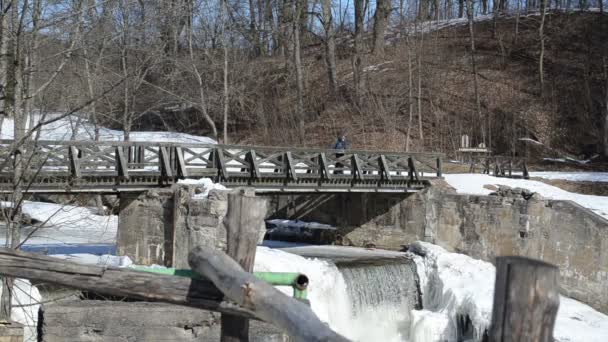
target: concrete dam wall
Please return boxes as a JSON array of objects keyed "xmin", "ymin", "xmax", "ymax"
[{"xmin": 266, "ymin": 186, "xmax": 608, "ymax": 314}]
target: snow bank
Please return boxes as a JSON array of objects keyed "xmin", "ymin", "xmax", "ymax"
[
  {"xmin": 409, "ymin": 242, "xmax": 494, "ymax": 341},
  {"xmin": 0, "ymin": 279, "xmax": 41, "ymax": 342},
  {"xmin": 530, "ymin": 172, "xmax": 608, "ymax": 183},
  {"xmin": 444, "ymin": 173, "xmax": 608, "ymax": 219},
  {"xmin": 408, "ymin": 241, "xmax": 608, "ymax": 342},
  {"xmin": 176, "ymin": 178, "xmax": 227, "ymax": 199},
  {"xmin": 0, "ymin": 200, "xmax": 117, "ymax": 245},
  {"xmin": 1, "ymin": 114, "xmax": 216, "ymax": 144}
]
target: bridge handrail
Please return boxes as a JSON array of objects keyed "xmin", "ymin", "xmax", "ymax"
[{"xmin": 0, "ymin": 139, "xmax": 444, "ymax": 158}]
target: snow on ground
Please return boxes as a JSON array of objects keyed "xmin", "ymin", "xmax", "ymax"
[
  {"xmin": 0, "ymin": 201, "xmax": 117, "ymax": 245},
  {"xmin": 444, "ymin": 173, "xmax": 608, "ymax": 219},
  {"xmin": 0, "ymin": 279, "xmax": 41, "ymax": 342},
  {"xmin": 0, "ymin": 113, "xmax": 216, "ymax": 144},
  {"xmin": 177, "ymin": 177, "xmax": 228, "ymax": 198},
  {"xmin": 530, "ymin": 172, "xmax": 608, "ymax": 183},
  {"xmin": 408, "ymin": 241, "xmax": 608, "ymax": 342}
]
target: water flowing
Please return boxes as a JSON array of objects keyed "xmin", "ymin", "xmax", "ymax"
[{"xmin": 254, "ymin": 247, "xmax": 418, "ymax": 341}]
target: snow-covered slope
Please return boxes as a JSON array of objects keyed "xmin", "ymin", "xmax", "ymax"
[
  {"xmin": 530, "ymin": 171, "xmax": 608, "ymax": 183},
  {"xmin": 444, "ymin": 173, "xmax": 608, "ymax": 219},
  {"xmin": 408, "ymin": 241, "xmax": 608, "ymax": 342},
  {"xmin": 0, "ymin": 201, "xmax": 117, "ymax": 246},
  {"xmin": 0, "ymin": 114, "xmax": 216, "ymax": 144}
]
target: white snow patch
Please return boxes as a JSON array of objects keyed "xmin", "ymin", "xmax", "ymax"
[
  {"xmin": 0, "ymin": 114, "xmax": 216, "ymax": 144},
  {"xmin": 408, "ymin": 242, "xmax": 608, "ymax": 342},
  {"xmin": 177, "ymin": 178, "xmax": 228, "ymax": 199},
  {"xmin": 0, "ymin": 279, "xmax": 41, "ymax": 342},
  {"xmin": 530, "ymin": 172, "xmax": 608, "ymax": 183},
  {"xmin": 444, "ymin": 173, "xmax": 608, "ymax": 219},
  {"xmin": 0, "ymin": 201, "xmax": 117, "ymax": 245}
]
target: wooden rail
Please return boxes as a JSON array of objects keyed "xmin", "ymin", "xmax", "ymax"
[
  {"xmin": 469, "ymin": 156, "xmax": 529, "ymax": 179},
  {"xmin": 0, "ymin": 140, "xmax": 443, "ymax": 193}
]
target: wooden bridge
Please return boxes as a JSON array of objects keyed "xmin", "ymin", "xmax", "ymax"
[{"xmin": 0, "ymin": 140, "xmax": 443, "ymax": 194}]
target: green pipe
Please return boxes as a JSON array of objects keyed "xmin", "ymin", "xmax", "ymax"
[{"xmin": 131, "ymin": 267, "xmax": 309, "ymax": 300}]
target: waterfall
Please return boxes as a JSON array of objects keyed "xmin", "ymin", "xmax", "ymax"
[
  {"xmin": 338, "ymin": 263, "xmax": 420, "ymax": 342},
  {"xmin": 254, "ymin": 246, "xmax": 418, "ymax": 341},
  {"xmin": 340, "ymin": 263, "xmax": 419, "ymax": 314}
]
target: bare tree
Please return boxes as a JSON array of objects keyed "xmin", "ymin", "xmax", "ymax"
[
  {"xmin": 466, "ymin": 0, "xmax": 485, "ymax": 145},
  {"xmin": 293, "ymin": 0, "xmax": 305, "ymax": 141},
  {"xmin": 321, "ymin": 0, "xmax": 338, "ymax": 96},
  {"xmin": 221, "ymin": 0, "xmax": 230, "ymax": 143},
  {"xmin": 372, "ymin": 0, "xmax": 391, "ymax": 56},
  {"xmin": 603, "ymin": 57, "xmax": 608, "ymax": 157},
  {"xmin": 539, "ymin": 0, "xmax": 548, "ymax": 98}
]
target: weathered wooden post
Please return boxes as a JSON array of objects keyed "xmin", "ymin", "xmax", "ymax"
[
  {"xmin": 436, "ymin": 156, "xmax": 443, "ymax": 177},
  {"xmin": 221, "ymin": 188, "xmax": 267, "ymax": 342},
  {"xmin": 489, "ymin": 256, "xmax": 560, "ymax": 342}
]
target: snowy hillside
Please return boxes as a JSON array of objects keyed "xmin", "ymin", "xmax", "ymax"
[{"xmin": 0, "ymin": 114, "xmax": 216, "ymax": 144}]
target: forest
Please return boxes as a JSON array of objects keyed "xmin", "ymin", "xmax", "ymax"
[{"xmin": 0, "ymin": 0, "xmax": 606, "ymax": 158}]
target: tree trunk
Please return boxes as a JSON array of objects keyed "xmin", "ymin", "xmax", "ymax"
[
  {"xmin": 293, "ymin": 0, "xmax": 305, "ymax": 142},
  {"xmin": 1, "ymin": 0, "xmax": 24, "ymax": 321},
  {"xmin": 417, "ymin": 31, "xmax": 424, "ymax": 143},
  {"xmin": 353, "ymin": 0, "xmax": 366, "ymax": 103},
  {"xmin": 603, "ymin": 57, "xmax": 608, "ymax": 157},
  {"xmin": 372, "ymin": 0, "xmax": 390, "ymax": 56},
  {"xmin": 222, "ymin": 0, "xmax": 230, "ymax": 144},
  {"xmin": 459, "ymin": 0, "xmax": 465, "ymax": 18},
  {"xmin": 514, "ymin": 0, "xmax": 521, "ymax": 45},
  {"xmin": 249, "ymin": 0, "xmax": 260, "ymax": 55},
  {"xmin": 322, "ymin": 0, "xmax": 338, "ymax": 97},
  {"xmin": 406, "ymin": 35, "xmax": 414, "ymax": 152},
  {"xmin": 467, "ymin": 0, "xmax": 485, "ymax": 145},
  {"xmin": 539, "ymin": 0, "xmax": 547, "ymax": 98}
]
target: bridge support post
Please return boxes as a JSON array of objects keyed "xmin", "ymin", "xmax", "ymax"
[{"xmin": 117, "ymin": 185, "xmax": 231, "ymax": 267}]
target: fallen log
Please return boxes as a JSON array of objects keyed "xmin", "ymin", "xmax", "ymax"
[
  {"xmin": 189, "ymin": 246, "xmax": 350, "ymax": 342},
  {"xmin": 0, "ymin": 248, "xmax": 255, "ymax": 318}
]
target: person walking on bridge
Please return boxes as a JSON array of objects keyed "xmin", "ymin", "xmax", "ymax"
[{"xmin": 334, "ymin": 134, "xmax": 349, "ymax": 174}]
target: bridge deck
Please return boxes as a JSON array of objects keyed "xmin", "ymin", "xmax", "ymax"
[{"xmin": 0, "ymin": 140, "xmax": 443, "ymax": 194}]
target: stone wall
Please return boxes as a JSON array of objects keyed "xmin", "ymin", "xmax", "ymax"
[
  {"xmin": 266, "ymin": 185, "xmax": 608, "ymax": 313},
  {"xmin": 117, "ymin": 186, "xmax": 229, "ymax": 267},
  {"xmin": 39, "ymin": 301, "xmax": 285, "ymax": 342},
  {"xmin": 429, "ymin": 193, "xmax": 608, "ymax": 314}
]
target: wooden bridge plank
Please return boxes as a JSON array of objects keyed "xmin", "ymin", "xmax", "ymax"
[
  {"xmin": 318, "ymin": 153, "xmax": 331, "ymax": 180},
  {"xmin": 246, "ymin": 150, "xmax": 260, "ymax": 179},
  {"xmin": 351, "ymin": 154, "xmax": 363, "ymax": 180},
  {"xmin": 379, "ymin": 155, "xmax": 392, "ymax": 181},
  {"xmin": 116, "ymin": 147, "xmax": 129, "ymax": 180},
  {"xmin": 69, "ymin": 147, "xmax": 81, "ymax": 178},
  {"xmin": 175, "ymin": 147, "xmax": 188, "ymax": 178},
  {"xmin": 407, "ymin": 157, "xmax": 419, "ymax": 182},
  {"xmin": 159, "ymin": 146, "xmax": 173, "ymax": 178},
  {"xmin": 284, "ymin": 152, "xmax": 297, "ymax": 181},
  {"xmin": 214, "ymin": 148, "xmax": 229, "ymax": 180}
]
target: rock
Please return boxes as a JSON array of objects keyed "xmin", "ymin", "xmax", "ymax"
[
  {"xmin": 483, "ymin": 184, "xmax": 499, "ymax": 192},
  {"xmin": 489, "ymin": 185, "xmax": 541, "ymax": 200}
]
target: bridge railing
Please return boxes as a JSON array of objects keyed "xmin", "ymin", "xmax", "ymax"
[{"xmin": 0, "ymin": 140, "xmax": 444, "ymax": 191}]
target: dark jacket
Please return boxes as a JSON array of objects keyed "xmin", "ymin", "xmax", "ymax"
[{"xmin": 334, "ymin": 137, "xmax": 348, "ymax": 150}]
